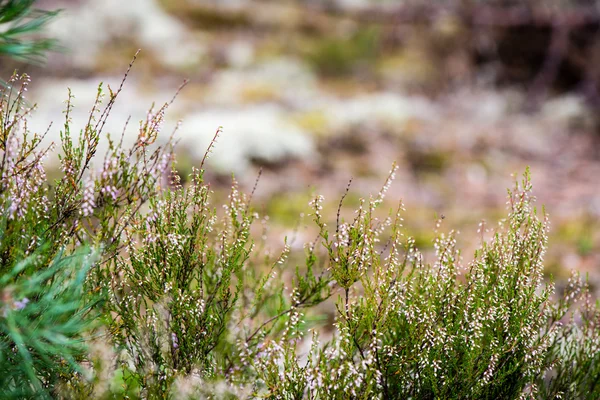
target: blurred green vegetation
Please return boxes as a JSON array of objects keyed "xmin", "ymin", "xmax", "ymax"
[
  {"xmin": 303, "ymin": 27, "xmax": 381, "ymax": 77},
  {"xmin": 0, "ymin": 0, "xmax": 59, "ymax": 63},
  {"xmin": 555, "ymin": 216, "xmax": 596, "ymax": 257}
]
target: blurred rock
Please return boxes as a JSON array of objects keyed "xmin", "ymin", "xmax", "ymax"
[
  {"xmin": 326, "ymin": 92, "xmax": 438, "ymax": 134},
  {"xmin": 179, "ymin": 105, "xmax": 315, "ymax": 175},
  {"xmin": 541, "ymin": 95, "xmax": 595, "ymax": 132}
]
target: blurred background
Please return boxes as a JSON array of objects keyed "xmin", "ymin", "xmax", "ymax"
[{"xmin": 2, "ymin": 0, "xmax": 599, "ymax": 287}]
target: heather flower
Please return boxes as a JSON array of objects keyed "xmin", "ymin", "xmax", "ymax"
[
  {"xmin": 80, "ymin": 176, "xmax": 95, "ymax": 217},
  {"xmin": 13, "ymin": 297, "xmax": 29, "ymax": 311}
]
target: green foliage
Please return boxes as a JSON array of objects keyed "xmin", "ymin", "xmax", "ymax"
[
  {"xmin": 537, "ymin": 271, "xmax": 600, "ymax": 399},
  {"xmin": 0, "ymin": 0, "xmax": 59, "ymax": 63},
  {"xmin": 0, "ymin": 246, "xmax": 98, "ymax": 399},
  {"xmin": 0, "ymin": 64, "xmax": 175, "ymax": 397},
  {"xmin": 305, "ymin": 27, "xmax": 380, "ymax": 76}
]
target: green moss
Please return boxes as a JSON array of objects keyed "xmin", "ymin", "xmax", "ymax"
[
  {"xmin": 342, "ymin": 192, "xmax": 364, "ymax": 209},
  {"xmin": 412, "ymin": 229, "xmax": 436, "ymax": 250},
  {"xmin": 405, "ymin": 146, "xmax": 452, "ymax": 175},
  {"xmin": 376, "ymin": 49, "xmax": 439, "ymax": 89},
  {"xmin": 159, "ymin": 1, "xmax": 251, "ymax": 30},
  {"xmin": 543, "ymin": 257, "xmax": 572, "ymax": 281},
  {"xmin": 266, "ymin": 191, "xmax": 312, "ymax": 227},
  {"xmin": 239, "ymin": 83, "xmax": 281, "ymax": 103},
  {"xmin": 554, "ymin": 217, "xmax": 596, "ymax": 257},
  {"xmin": 303, "ymin": 27, "xmax": 380, "ymax": 76}
]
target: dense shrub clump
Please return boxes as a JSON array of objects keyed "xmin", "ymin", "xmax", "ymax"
[{"xmin": 0, "ymin": 67, "xmax": 599, "ymax": 399}]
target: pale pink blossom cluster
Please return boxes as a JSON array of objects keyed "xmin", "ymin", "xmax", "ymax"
[
  {"xmin": 3, "ymin": 135, "xmax": 49, "ymax": 220},
  {"xmin": 308, "ymin": 195, "xmax": 324, "ymax": 220},
  {"xmin": 373, "ymin": 162, "xmax": 398, "ymax": 207},
  {"xmin": 80, "ymin": 176, "xmax": 95, "ymax": 216}
]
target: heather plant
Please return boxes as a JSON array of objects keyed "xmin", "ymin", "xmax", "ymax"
[
  {"xmin": 105, "ymin": 137, "xmax": 332, "ymax": 397},
  {"xmin": 0, "ymin": 74, "xmax": 100, "ymax": 398},
  {"xmin": 107, "ymin": 161, "xmax": 256, "ymax": 397},
  {"xmin": 1, "ymin": 61, "xmax": 600, "ymax": 399},
  {"xmin": 537, "ymin": 271, "xmax": 600, "ymax": 399},
  {"xmin": 0, "ymin": 57, "xmax": 175, "ymax": 264},
  {"xmin": 50, "ymin": 54, "xmax": 177, "ymax": 269},
  {"xmin": 240, "ymin": 169, "xmax": 598, "ymax": 399},
  {"xmin": 0, "ymin": 57, "xmax": 176, "ymax": 397}
]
